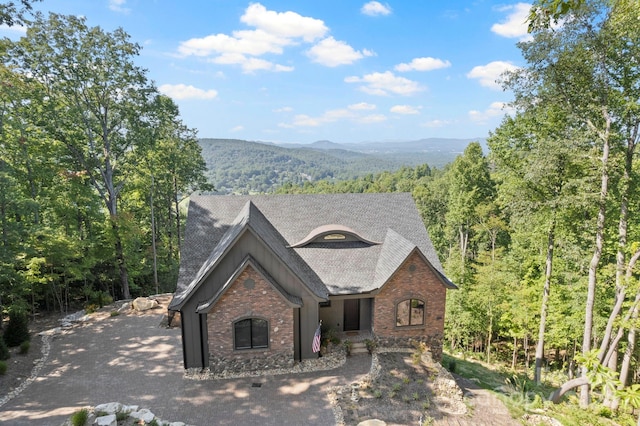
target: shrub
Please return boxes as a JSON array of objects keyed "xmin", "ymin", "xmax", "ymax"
[
  {"xmin": 109, "ymin": 311, "xmax": 120, "ymax": 317},
  {"xmin": 364, "ymin": 338, "xmax": 377, "ymax": 354},
  {"xmin": 84, "ymin": 304, "xmax": 99, "ymax": 314},
  {"xmin": 0, "ymin": 338, "xmax": 10, "ymax": 361},
  {"xmin": 0, "ymin": 360, "xmax": 7, "ymax": 375},
  {"xmin": 70, "ymin": 408, "xmax": 89, "ymax": 426},
  {"xmin": 3, "ymin": 307, "xmax": 30, "ymax": 347},
  {"xmin": 19, "ymin": 340, "xmax": 30, "ymax": 354}
]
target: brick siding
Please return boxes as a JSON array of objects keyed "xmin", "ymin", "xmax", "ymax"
[
  {"xmin": 373, "ymin": 251, "xmax": 447, "ymax": 360},
  {"xmin": 206, "ymin": 266, "xmax": 294, "ymax": 364}
]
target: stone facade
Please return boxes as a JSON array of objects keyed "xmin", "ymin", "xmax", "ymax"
[
  {"xmin": 372, "ymin": 251, "xmax": 447, "ymax": 361},
  {"xmin": 206, "ymin": 265, "xmax": 295, "ymax": 370}
]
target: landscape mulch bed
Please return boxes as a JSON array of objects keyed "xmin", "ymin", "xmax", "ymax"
[{"xmin": 335, "ymin": 352, "xmax": 444, "ymax": 425}]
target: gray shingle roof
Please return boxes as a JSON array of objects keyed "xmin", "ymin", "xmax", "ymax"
[{"xmin": 170, "ymin": 193, "xmax": 454, "ymax": 310}]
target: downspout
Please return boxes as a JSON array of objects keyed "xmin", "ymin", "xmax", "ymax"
[
  {"xmin": 298, "ymin": 308, "xmax": 302, "ymax": 362},
  {"xmin": 180, "ymin": 311, "xmax": 188, "ymax": 368}
]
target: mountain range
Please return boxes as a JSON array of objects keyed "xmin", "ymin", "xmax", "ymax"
[{"xmin": 198, "ymin": 138, "xmax": 483, "ymax": 194}]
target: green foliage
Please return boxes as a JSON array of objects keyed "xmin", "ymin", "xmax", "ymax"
[
  {"xmin": 0, "ymin": 360, "xmax": 6, "ymax": 375},
  {"xmin": 70, "ymin": 408, "xmax": 89, "ymax": 426},
  {"xmin": 115, "ymin": 411, "xmax": 128, "ymax": 421},
  {"xmin": 19, "ymin": 340, "xmax": 30, "ymax": 354},
  {"xmin": 201, "ymin": 138, "xmax": 462, "ymax": 194},
  {"xmin": 3, "ymin": 307, "xmax": 30, "ymax": 347}
]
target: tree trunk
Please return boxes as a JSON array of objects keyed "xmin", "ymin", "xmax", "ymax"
[
  {"xmin": 535, "ymin": 219, "xmax": 555, "ymax": 383},
  {"xmin": 581, "ymin": 122, "xmax": 611, "ymax": 407},
  {"xmin": 150, "ymin": 174, "xmax": 159, "ymax": 295},
  {"xmin": 550, "ymin": 376, "xmax": 589, "ymax": 403},
  {"xmin": 524, "ymin": 334, "xmax": 530, "ymax": 372},
  {"xmin": 512, "ymin": 336, "xmax": 518, "ymax": 370}
]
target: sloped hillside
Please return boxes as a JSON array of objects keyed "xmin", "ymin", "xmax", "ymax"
[{"xmin": 198, "ymin": 138, "xmax": 477, "ymax": 194}]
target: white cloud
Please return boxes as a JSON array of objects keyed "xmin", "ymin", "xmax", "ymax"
[
  {"xmin": 421, "ymin": 119, "xmax": 451, "ymax": 128},
  {"xmin": 179, "ymin": 29, "xmax": 291, "ymax": 57},
  {"xmin": 361, "ymin": 1, "xmax": 392, "ymax": 16},
  {"xmin": 210, "ymin": 53, "xmax": 293, "ymax": 73},
  {"xmin": 274, "ymin": 106, "xmax": 293, "ymax": 113},
  {"xmin": 109, "ymin": 0, "xmax": 131, "ymax": 14},
  {"xmin": 345, "ymin": 71, "xmax": 424, "ymax": 96},
  {"xmin": 307, "ymin": 37, "xmax": 373, "ymax": 67},
  {"xmin": 0, "ymin": 23, "xmax": 26, "ymax": 35},
  {"xmin": 491, "ymin": 3, "xmax": 533, "ymax": 41},
  {"xmin": 349, "ymin": 102, "xmax": 376, "ymax": 110},
  {"xmin": 395, "ymin": 57, "xmax": 451, "ymax": 72},
  {"xmin": 468, "ymin": 101, "xmax": 515, "ymax": 124},
  {"xmin": 177, "ymin": 3, "xmax": 327, "ymax": 73},
  {"xmin": 240, "ymin": 3, "xmax": 328, "ymax": 42},
  {"xmin": 390, "ymin": 105, "xmax": 420, "ymax": 115},
  {"xmin": 467, "ymin": 61, "xmax": 519, "ymax": 90},
  {"xmin": 358, "ymin": 114, "xmax": 387, "ymax": 123},
  {"xmin": 283, "ymin": 104, "xmax": 387, "ymax": 128},
  {"xmin": 230, "ymin": 125, "xmax": 244, "ymax": 132},
  {"xmin": 158, "ymin": 84, "xmax": 218, "ymax": 100}
]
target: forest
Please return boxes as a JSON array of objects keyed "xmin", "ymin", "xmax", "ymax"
[
  {"xmin": 198, "ymin": 138, "xmax": 470, "ymax": 194},
  {"xmin": 0, "ymin": 12, "xmax": 211, "ymax": 319},
  {"xmin": 1, "ymin": 0, "xmax": 640, "ymax": 424}
]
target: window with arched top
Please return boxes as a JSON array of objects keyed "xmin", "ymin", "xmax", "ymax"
[
  {"xmin": 234, "ymin": 318, "xmax": 268, "ymax": 350},
  {"xmin": 396, "ymin": 299, "xmax": 425, "ymax": 327}
]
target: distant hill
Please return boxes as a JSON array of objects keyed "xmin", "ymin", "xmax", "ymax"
[{"xmin": 198, "ymin": 138, "xmax": 482, "ymax": 194}]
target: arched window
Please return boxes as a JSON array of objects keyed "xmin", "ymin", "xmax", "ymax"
[
  {"xmin": 234, "ymin": 318, "xmax": 268, "ymax": 350},
  {"xmin": 396, "ymin": 299, "xmax": 425, "ymax": 327}
]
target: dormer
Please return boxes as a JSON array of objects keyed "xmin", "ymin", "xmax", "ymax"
[{"xmin": 290, "ymin": 224, "xmax": 381, "ymax": 248}]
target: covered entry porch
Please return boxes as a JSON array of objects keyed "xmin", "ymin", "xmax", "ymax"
[{"xmin": 318, "ymin": 296, "xmax": 373, "ymax": 334}]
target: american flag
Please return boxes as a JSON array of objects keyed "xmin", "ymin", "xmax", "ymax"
[{"xmin": 312, "ymin": 322, "xmax": 322, "ymax": 353}]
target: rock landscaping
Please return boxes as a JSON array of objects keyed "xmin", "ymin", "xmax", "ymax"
[
  {"xmin": 60, "ymin": 402, "xmax": 192, "ymax": 426},
  {"xmin": 330, "ymin": 347, "xmax": 467, "ymax": 426}
]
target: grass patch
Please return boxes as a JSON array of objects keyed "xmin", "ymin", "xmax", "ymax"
[
  {"xmin": 442, "ymin": 352, "xmax": 506, "ymax": 389},
  {"xmin": 0, "ymin": 360, "xmax": 7, "ymax": 375},
  {"xmin": 70, "ymin": 408, "xmax": 89, "ymax": 426},
  {"xmin": 19, "ymin": 340, "xmax": 30, "ymax": 354}
]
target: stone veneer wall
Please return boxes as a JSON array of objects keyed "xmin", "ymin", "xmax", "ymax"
[
  {"xmin": 373, "ymin": 251, "xmax": 447, "ymax": 361},
  {"xmin": 206, "ymin": 266, "xmax": 294, "ymax": 373}
]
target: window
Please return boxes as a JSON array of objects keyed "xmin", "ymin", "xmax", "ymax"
[
  {"xmin": 396, "ymin": 299, "xmax": 425, "ymax": 327},
  {"xmin": 234, "ymin": 318, "xmax": 268, "ymax": 350}
]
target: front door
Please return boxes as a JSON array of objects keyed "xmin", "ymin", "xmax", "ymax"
[{"xmin": 343, "ymin": 299, "xmax": 360, "ymax": 331}]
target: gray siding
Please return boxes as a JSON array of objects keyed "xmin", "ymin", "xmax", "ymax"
[{"xmin": 180, "ymin": 229, "xmax": 320, "ymax": 368}]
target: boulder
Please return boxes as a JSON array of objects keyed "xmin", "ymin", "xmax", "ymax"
[
  {"xmin": 117, "ymin": 302, "xmax": 132, "ymax": 313},
  {"xmin": 358, "ymin": 420, "xmax": 386, "ymax": 426},
  {"xmin": 130, "ymin": 408, "xmax": 155, "ymax": 423},
  {"xmin": 94, "ymin": 402, "xmax": 122, "ymax": 415},
  {"xmin": 94, "ymin": 414, "xmax": 116, "ymax": 426},
  {"xmin": 132, "ymin": 297, "xmax": 158, "ymax": 311}
]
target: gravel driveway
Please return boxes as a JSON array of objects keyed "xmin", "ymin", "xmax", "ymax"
[{"xmin": 0, "ymin": 301, "xmax": 370, "ymax": 426}]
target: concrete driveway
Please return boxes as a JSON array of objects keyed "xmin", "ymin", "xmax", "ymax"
[{"xmin": 0, "ymin": 306, "xmax": 370, "ymax": 426}]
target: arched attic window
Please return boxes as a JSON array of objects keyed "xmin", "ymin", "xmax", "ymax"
[
  {"xmin": 396, "ymin": 299, "xmax": 425, "ymax": 327},
  {"xmin": 234, "ymin": 318, "xmax": 268, "ymax": 350},
  {"xmin": 290, "ymin": 224, "xmax": 380, "ymax": 248}
]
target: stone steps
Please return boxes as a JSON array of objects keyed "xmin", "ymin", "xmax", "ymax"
[{"xmin": 349, "ymin": 341, "xmax": 369, "ymax": 355}]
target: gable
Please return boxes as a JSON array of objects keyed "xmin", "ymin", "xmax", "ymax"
[{"xmin": 196, "ymin": 256, "xmax": 302, "ymax": 313}]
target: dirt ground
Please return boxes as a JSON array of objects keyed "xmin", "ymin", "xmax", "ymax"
[
  {"xmin": 0, "ymin": 296, "xmax": 171, "ymax": 404},
  {"xmin": 333, "ymin": 351, "xmax": 519, "ymax": 426},
  {"xmin": 0, "ymin": 312, "xmax": 59, "ymax": 400}
]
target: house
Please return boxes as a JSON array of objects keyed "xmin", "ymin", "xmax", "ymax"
[{"xmin": 168, "ymin": 193, "xmax": 456, "ymax": 370}]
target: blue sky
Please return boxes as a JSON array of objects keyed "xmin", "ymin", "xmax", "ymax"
[{"xmin": 2, "ymin": 1, "xmax": 531, "ymax": 144}]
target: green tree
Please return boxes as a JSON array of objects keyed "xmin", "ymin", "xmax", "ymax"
[{"xmin": 8, "ymin": 13, "xmax": 159, "ymax": 299}]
